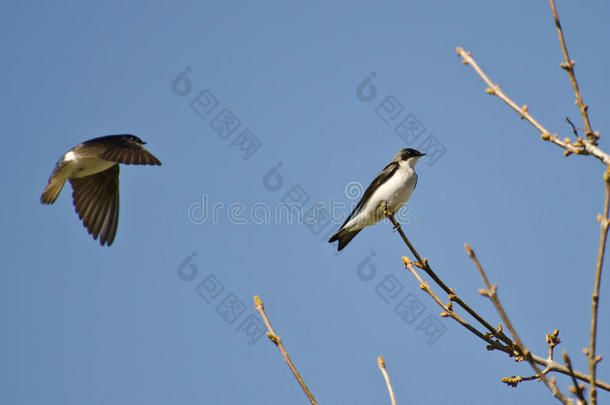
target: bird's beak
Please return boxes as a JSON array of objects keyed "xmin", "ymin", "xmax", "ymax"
[{"xmin": 419, "ymin": 152, "xmax": 426, "ymax": 157}]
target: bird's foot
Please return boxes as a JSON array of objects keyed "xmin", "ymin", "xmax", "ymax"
[{"xmin": 381, "ymin": 201, "xmax": 392, "ymax": 217}]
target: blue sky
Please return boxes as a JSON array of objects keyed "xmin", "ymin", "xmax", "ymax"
[{"xmin": 2, "ymin": 1, "xmax": 610, "ymax": 404}]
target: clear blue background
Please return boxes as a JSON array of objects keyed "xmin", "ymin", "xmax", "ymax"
[{"xmin": 2, "ymin": 1, "xmax": 609, "ymax": 404}]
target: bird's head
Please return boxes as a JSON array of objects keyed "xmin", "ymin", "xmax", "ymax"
[{"xmin": 394, "ymin": 148, "xmax": 425, "ymax": 168}]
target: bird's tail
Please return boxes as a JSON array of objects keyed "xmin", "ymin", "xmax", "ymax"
[
  {"xmin": 40, "ymin": 177, "xmax": 66, "ymax": 204},
  {"xmin": 329, "ymin": 228, "xmax": 362, "ymax": 251}
]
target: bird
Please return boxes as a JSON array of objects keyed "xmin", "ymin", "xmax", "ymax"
[
  {"xmin": 40, "ymin": 134, "xmax": 162, "ymax": 246},
  {"xmin": 329, "ymin": 148, "xmax": 425, "ymax": 251}
]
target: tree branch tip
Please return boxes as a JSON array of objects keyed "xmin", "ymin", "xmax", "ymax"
[
  {"xmin": 377, "ymin": 356, "xmax": 386, "ymax": 369},
  {"xmin": 448, "ymin": 293, "xmax": 457, "ymax": 301},
  {"xmin": 464, "ymin": 243, "xmax": 475, "ymax": 257},
  {"xmin": 564, "ymin": 150, "xmax": 572, "ymax": 157},
  {"xmin": 595, "ymin": 355, "xmax": 603, "ymax": 364},
  {"xmin": 541, "ymin": 133, "xmax": 551, "ymax": 141},
  {"xmin": 440, "ymin": 311, "xmax": 450, "ymax": 317},
  {"xmin": 568, "ymin": 384, "xmax": 586, "ymax": 395},
  {"xmin": 478, "ymin": 288, "xmax": 489, "ymax": 297},
  {"xmin": 546, "ymin": 329, "xmax": 561, "ymax": 346},
  {"xmin": 254, "ymin": 295, "xmax": 263, "ymax": 308},
  {"xmin": 502, "ymin": 376, "xmax": 521, "ymax": 388},
  {"xmin": 583, "ymin": 347, "xmax": 590, "ymax": 355},
  {"xmin": 402, "ymin": 256, "xmax": 411, "ymax": 266},
  {"xmin": 485, "ymin": 87, "xmax": 496, "ymax": 95}
]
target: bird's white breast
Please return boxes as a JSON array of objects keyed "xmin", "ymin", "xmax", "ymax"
[
  {"xmin": 62, "ymin": 152, "xmax": 115, "ymax": 178},
  {"xmin": 370, "ymin": 162, "xmax": 416, "ymax": 211},
  {"xmin": 348, "ymin": 161, "xmax": 417, "ymax": 229}
]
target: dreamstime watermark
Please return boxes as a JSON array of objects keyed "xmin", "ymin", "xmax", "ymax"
[
  {"xmin": 355, "ymin": 251, "xmax": 447, "ymax": 344},
  {"xmin": 171, "ymin": 66, "xmax": 263, "ymax": 160},
  {"xmin": 356, "ymin": 72, "xmax": 447, "ymax": 166},
  {"xmin": 186, "ymin": 181, "xmax": 421, "ymax": 226},
  {"xmin": 176, "ymin": 251, "xmax": 266, "ymax": 345}
]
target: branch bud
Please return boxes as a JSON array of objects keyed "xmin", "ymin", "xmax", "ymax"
[
  {"xmin": 267, "ymin": 333, "xmax": 279, "ymax": 345},
  {"xmin": 254, "ymin": 295, "xmax": 263, "ymax": 309},
  {"xmin": 464, "ymin": 243, "xmax": 475, "ymax": 257},
  {"xmin": 377, "ymin": 356, "xmax": 386, "ymax": 369}
]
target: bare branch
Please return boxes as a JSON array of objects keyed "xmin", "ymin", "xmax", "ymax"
[
  {"xmin": 254, "ymin": 295, "xmax": 318, "ymax": 405},
  {"xmin": 382, "ymin": 202, "xmax": 514, "ymax": 347},
  {"xmin": 385, "ymin": 205, "xmax": 610, "ymax": 392},
  {"xmin": 455, "ymin": 47, "xmax": 610, "ymax": 166},
  {"xmin": 563, "ymin": 350, "xmax": 588, "ymax": 405},
  {"xmin": 549, "ymin": 0, "xmax": 598, "ymax": 143},
  {"xmin": 378, "ymin": 356, "xmax": 398, "ymax": 405},
  {"xmin": 465, "ymin": 244, "xmax": 570, "ymax": 404},
  {"xmin": 588, "ymin": 170, "xmax": 610, "ymax": 404},
  {"xmin": 402, "ymin": 256, "xmax": 511, "ymax": 354}
]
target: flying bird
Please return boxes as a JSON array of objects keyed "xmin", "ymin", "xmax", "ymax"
[
  {"xmin": 329, "ymin": 148, "xmax": 425, "ymax": 251},
  {"xmin": 41, "ymin": 134, "xmax": 162, "ymax": 246}
]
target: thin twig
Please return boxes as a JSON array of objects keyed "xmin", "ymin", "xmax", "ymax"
[
  {"xmin": 588, "ymin": 171, "xmax": 610, "ymax": 405},
  {"xmin": 502, "ymin": 373, "xmax": 549, "ymax": 388},
  {"xmin": 254, "ymin": 295, "xmax": 318, "ymax": 405},
  {"xmin": 563, "ymin": 350, "xmax": 588, "ymax": 405},
  {"xmin": 549, "ymin": 0, "xmax": 597, "ymax": 143},
  {"xmin": 546, "ymin": 329, "xmax": 561, "ymax": 361},
  {"xmin": 465, "ymin": 244, "xmax": 570, "ymax": 404},
  {"xmin": 455, "ymin": 47, "xmax": 610, "ymax": 166},
  {"xmin": 378, "ymin": 356, "xmax": 398, "ymax": 405}
]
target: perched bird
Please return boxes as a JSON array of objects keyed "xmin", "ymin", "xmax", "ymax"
[
  {"xmin": 329, "ymin": 148, "xmax": 425, "ymax": 251},
  {"xmin": 41, "ymin": 134, "xmax": 162, "ymax": 246}
]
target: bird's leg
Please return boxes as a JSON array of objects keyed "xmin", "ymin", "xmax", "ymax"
[{"xmin": 382, "ymin": 201, "xmax": 391, "ymax": 216}]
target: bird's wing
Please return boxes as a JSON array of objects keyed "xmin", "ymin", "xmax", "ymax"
[
  {"xmin": 76, "ymin": 136, "xmax": 162, "ymax": 165},
  {"xmin": 338, "ymin": 161, "xmax": 399, "ymax": 229},
  {"xmin": 69, "ymin": 165, "xmax": 120, "ymax": 246}
]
